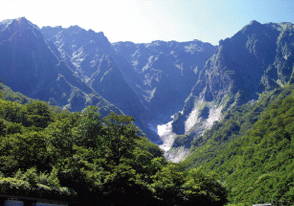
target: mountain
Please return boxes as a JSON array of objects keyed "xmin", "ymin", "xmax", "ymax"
[
  {"xmin": 1, "ymin": 17, "xmax": 294, "ymax": 205},
  {"xmin": 163, "ymin": 20, "xmax": 294, "ymax": 161},
  {"xmin": 172, "ymin": 21, "xmax": 294, "ymax": 204},
  {"xmin": 41, "ymin": 25, "xmax": 217, "ymax": 142},
  {"xmin": 3, "ymin": 18, "xmax": 294, "ymax": 162},
  {"xmin": 0, "ymin": 17, "xmax": 120, "ymax": 116},
  {"xmin": 0, "ymin": 18, "xmax": 217, "ymax": 143}
]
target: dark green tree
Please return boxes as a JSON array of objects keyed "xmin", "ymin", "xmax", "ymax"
[
  {"xmin": 102, "ymin": 112, "xmax": 140, "ymax": 166},
  {"xmin": 25, "ymin": 101, "xmax": 53, "ymax": 128},
  {"xmin": 182, "ymin": 167, "xmax": 228, "ymax": 206},
  {"xmin": 151, "ymin": 163, "xmax": 185, "ymax": 205},
  {"xmin": 0, "ymin": 118, "xmax": 6, "ymax": 136},
  {"xmin": 73, "ymin": 106, "xmax": 102, "ymax": 149},
  {"xmin": 46, "ymin": 120, "xmax": 74, "ymax": 162}
]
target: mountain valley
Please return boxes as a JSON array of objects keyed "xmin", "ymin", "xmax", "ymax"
[{"xmin": 1, "ymin": 17, "xmax": 294, "ymax": 205}]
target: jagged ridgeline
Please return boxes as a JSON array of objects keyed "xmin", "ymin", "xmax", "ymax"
[
  {"xmin": 0, "ymin": 17, "xmax": 217, "ymax": 143},
  {"xmin": 1, "ymin": 16, "xmax": 294, "ymax": 205},
  {"xmin": 0, "ymin": 85, "xmax": 227, "ymax": 206},
  {"xmin": 0, "ymin": 18, "xmax": 121, "ymax": 116}
]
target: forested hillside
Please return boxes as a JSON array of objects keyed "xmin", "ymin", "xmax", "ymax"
[
  {"xmin": 0, "ymin": 84, "xmax": 227, "ymax": 206},
  {"xmin": 181, "ymin": 85, "xmax": 294, "ymax": 205}
]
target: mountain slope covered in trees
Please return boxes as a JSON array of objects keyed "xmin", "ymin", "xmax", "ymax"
[
  {"xmin": 181, "ymin": 85, "xmax": 294, "ymax": 205},
  {"xmin": 0, "ymin": 85, "xmax": 227, "ymax": 206}
]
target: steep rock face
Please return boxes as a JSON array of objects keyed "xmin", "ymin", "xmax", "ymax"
[
  {"xmin": 167, "ymin": 21, "xmax": 294, "ymax": 161},
  {"xmin": 201, "ymin": 20, "xmax": 279, "ymax": 103},
  {"xmin": 112, "ymin": 40, "xmax": 217, "ymax": 121},
  {"xmin": 42, "ymin": 25, "xmax": 113, "ymax": 78},
  {"xmin": 0, "ymin": 17, "xmax": 120, "ymax": 116},
  {"xmin": 3, "ymin": 18, "xmax": 294, "ymax": 160},
  {"xmin": 41, "ymin": 26, "xmax": 146, "ymax": 115},
  {"xmin": 191, "ymin": 21, "xmax": 294, "ymax": 107},
  {"xmin": 88, "ymin": 55, "xmax": 156, "ymax": 139}
]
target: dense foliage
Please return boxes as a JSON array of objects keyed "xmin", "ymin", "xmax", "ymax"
[
  {"xmin": 0, "ymin": 86, "xmax": 227, "ymax": 205},
  {"xmin": 182, "ymin": 86, "xmax": 294, "ymax": 205}
]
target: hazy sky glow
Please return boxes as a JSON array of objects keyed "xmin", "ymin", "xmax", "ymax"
[{"xmin": 0, "ymin": 0, "xmax": 294, "ymax": 45}]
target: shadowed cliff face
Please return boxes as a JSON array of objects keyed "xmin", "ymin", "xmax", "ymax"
[
  {"xmin": 0, "ymin": 17, "xmax": 121, "ymax": 117},
  {"xmin": 41, "ymin": 25, "xmax": 159, "ymax": 141},
  {"xmin": 112, "ymin": 40, "xmax": 217, "ymax": 120},
  {"xmin": 41, "ymin": 25, "xmax": 217, "ymax": 142},
  {"xmin": 42, "ymin": 25, "xmax": 217, "ymax": 121}
]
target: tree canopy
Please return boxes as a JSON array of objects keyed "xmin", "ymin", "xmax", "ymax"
[{"xmin": 0, "ymin": 87, "xmax": 228, "ymax": 205}]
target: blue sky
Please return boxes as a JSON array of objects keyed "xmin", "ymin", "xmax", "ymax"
[{"xmin": 0, "ymin": 0, "xmax": 293, "ymax": 45}]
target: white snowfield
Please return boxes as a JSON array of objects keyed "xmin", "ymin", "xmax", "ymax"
[
  {"xmin": 185, "ymin": 107, "xmax": 200, "ymax": 133},
  {"xmin": 157, "ymin": 121, "xmax": 176, "ymax": 152},
  {"xmin": 205, "ymin": 106, "xmax": 222, "ymax": 128},
  {"xmin": 157, "ymin": 102, "xmax": 222, "ymax": 163}
]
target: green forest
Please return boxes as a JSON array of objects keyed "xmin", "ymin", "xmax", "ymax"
[
  {"xmin": 182, "ymin": 85, "xmax": 294, "ymax": 205},
  {"xmin": 0, "ymin": 83, "xmax": 227, "ymax": 206},
  {"xmin": 1, "ymin": 82, "xmax": 294, "ymax": 206}
]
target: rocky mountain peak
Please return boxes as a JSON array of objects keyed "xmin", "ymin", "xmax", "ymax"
[
  {"xmin": 1, "ymin": 18, "xmax": 49, "ymax": 52},
  {"xmin": 13, "ymin": 17, "xmax": 40, "ymax": 31},
  {"xmin": 239, "ymin": 20, "xmax": 265, "ymax": 35},
  {"xmin": 249, "ymin": 20, "xmax": 262, "ymax": 26},
  {"xmin": 0, "ymin": 17, "xmax": 41, "ymax": 41}
]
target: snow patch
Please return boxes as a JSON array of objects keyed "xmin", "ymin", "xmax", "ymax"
[
  {"xmin": 185, "ymin": 103, "xmax": 222, "ymax": 136},
  {"xmin": 155, "ymin": 102, "xmax": 223, "ymax": 162},
  {"xmin": 0, "ymin": 19, "xmax": 14, "ymax": 28},
  {"xmin": 185, "ymin": 107, "xmax": 199, "ymax": 132},
  {"xmin": 157, "ymin": 121, "xmax": 176, "ymax": 152},
  {"xmin": 156, "ymin": 120, "xmax": 189, "ymax": 162},
  {"xmin": 90, "ymin": 60, "xmax": 96, "ymax": 67},
  {"xmin": 72, "ymin": 48, "xmax": 86, "ymax": 68},
  {"xmin": 132, "ymin": 60, "xmax": 138, "ymax": 67},
  {"xmin": 174, "ymin": 63, "xmax": 183, "ymax": 72},
  {"xmin": 206, "ymin": 106, "xmax": 222, "ymax": 128}
]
